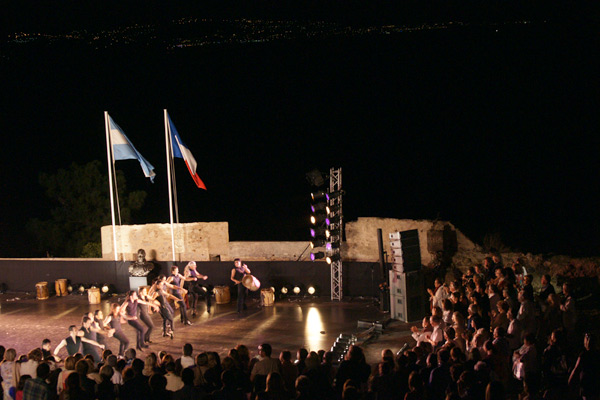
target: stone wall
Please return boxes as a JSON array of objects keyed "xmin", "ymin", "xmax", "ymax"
[
  {"xmin": 101, "ymin": 222, "xmax": 229, "ymax": 261},
  {"xmin": 101, "ymin": 218, "xmax": 480, "ymax": 267}
]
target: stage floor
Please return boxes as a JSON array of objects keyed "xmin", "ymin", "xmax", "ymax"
[{"xmin": 0, "ymin": 292, "xmax": 413, "ymax": 364}]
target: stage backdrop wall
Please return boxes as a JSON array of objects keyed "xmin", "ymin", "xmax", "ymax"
[{"xmin": 0, "ymin": 260, "xmax": 384, "ymax": 298}]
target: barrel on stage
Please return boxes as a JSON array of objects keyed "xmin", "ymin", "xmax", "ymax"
[
  {"xmin": 88, "ymin": 287, "xmax": 101, "ymax": 304},
  {"xmin": 36, "ymin": 282, "xmax": 49, "ymax": 300},
  {"xmin": 261, "ymin": 288, "xmax": 274, "ymax": 307},
  {"xmin": 55, "ymin": 279, "xmax": 68, "ymax": 296},
  {"xmin": 214, "ymin": 286, "xmax": 230, "ymax": 304}
]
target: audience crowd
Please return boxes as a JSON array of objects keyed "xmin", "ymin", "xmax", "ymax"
[{"xmin": 0, "ymin": 255, "xmax": 599, "ymax": 400}]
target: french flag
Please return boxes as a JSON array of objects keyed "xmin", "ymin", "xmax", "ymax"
[{"xmin": 168, "ymin": 114, "xmax": 207, "ymax": 190}]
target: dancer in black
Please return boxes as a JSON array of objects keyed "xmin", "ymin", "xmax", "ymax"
[
  {"xmin": 92, "ymin": 310, "xmax": 108, "ymax": 347},
  {"xmin": 167, "ymin": 266, "xmax": 192, "ymax": 325},
  {"xmin": 53, "ymin": 325, "xmax": 104, "ymax": 360},
  {"xmin": 138, "ymin": 286, "xmax": 156, "ymax": 344},
  {"xmin": 121, "ymin": 290, "xmax": 156, "ymax": 351},
  {"xmin": 103, "ymin": 303, "xmax": 129, "ymax": 356},
  {"xmin": 149, "ymin": 275, "xmax": 179, "ymax": 339},
  {"xmin": 184, "ymin": 261, "xmax": 211, "ymax": 315},
  {"xmin": 80, "ymin": 315, "xmax": 103, "ymax": 363},
  {"xmin": 231, "ymin": 258, "xmax": 252, "ymax": 313}
]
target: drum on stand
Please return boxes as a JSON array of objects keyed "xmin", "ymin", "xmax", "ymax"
[
  {"xmin": 88, "ymin": 287, "xmax": 101, "ymax": 304},
  {"xmin": 55, "ymin": 279, "xmax": 68, "ymax": 296},
  {"xmin": 36, "ymin": 282, "xmax": 49, "ymax": 300},
  {"xmin": 261, "ymin": 288, "xmax": 274, "ymax": 306},
  {"xmin": 242, "ymin": 275, "xmax": 261, "ymax": 291},
  {"xmin": 214, "ymin": 286, "xmax": 231, "ymax": 304}
]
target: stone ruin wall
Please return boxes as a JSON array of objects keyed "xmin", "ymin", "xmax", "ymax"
[{"xmin": 101, "ymin": 218, "xmax": 487, "ymax": 269}]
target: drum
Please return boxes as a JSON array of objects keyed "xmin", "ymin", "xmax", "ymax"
[
  {"xmin": 214, "ymin": 286, "xmax": 231, "ymax": 304},
  {"xmin": 261, "ymin": 288, "xmax": 274, "ymax": 306},
  {"xmin": 36, "ymin": 282, "xmax": 49, "ymax": 300},
  {"xmin": 242, "ymin": 274, "xmax": 261, "ymax": 291},
  {"xmin": 88, "ymin": 287, "xmax": 101, "ymax": 304},
  {"xmin": 55, "ymin": 279, "xmax": 68, "ymax": 296}
]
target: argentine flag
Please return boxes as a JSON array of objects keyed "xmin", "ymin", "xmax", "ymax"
[{"xmin": 108, "ymin": 115, "xmax": 156, "ymax": 182}]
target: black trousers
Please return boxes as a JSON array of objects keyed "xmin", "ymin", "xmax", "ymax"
[{"xmin": 127, "ymin": 319, "xmax": 147, "ymax": 348}]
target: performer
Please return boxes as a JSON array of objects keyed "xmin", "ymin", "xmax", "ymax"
[
  {"xmin": 149, "ymin": 276, "xmax": 180, "ymax": 339},
  {"xmin": 53, "ymin": 325, "xmax": 104, "ymax": 360},
  {"xmin": 138, "ymin": 286, "xmax": 156, "ymax": 344},
  {"xmin": 231, "ymin": 258, "xmax": 252, "ymax": 313},
  {"xmin": 121, "ymin": 290, "xmax": 157, "ymax": 351},
  {"xmin": 103, "ymin": 303, "xmax": 128, "ymax": 356},
  {"xmin": 80, "ymin": 315, "xmax": 103, "ymax": 363},
  {"xmin": 91, "ymin": 310, "xmax": 109, "ymax": 347},
  {"xmin": 184, "ymin": 261, "xmax": 211, "ymax": 315},
  {"xmin": 167, "ymin": 266, "xmax": 192, "ymax": 325}
]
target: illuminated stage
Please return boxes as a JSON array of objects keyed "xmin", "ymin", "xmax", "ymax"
[{"xmin": 0, "ymin": 292, "xmax": 413, "ymax": 364}]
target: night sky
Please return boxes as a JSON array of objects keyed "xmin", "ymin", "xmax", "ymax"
[{"xmin": 1, "ymin": 1, "xmax": 598, "ymax": 257}]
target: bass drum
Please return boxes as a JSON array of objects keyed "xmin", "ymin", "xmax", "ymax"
[{"xmin": 214, "ymin": 286, "xmax": 231, "ymax": 304}]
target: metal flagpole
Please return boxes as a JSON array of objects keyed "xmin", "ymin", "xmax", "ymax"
[
  {"xmin": 164, "ymin": 109, "xmax": 177, "ymax": 261},
  {"xmin": 104, "ymin": 111, "xmax": 119, "ymax": 261}
]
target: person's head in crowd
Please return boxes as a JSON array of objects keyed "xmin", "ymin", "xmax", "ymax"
[
  {"xmin": 196, "ymin": 352, "xmax": 208, "ymax": 367},
  {"xmin": 221, "ymin": 356, "xmax": 235, "ymax": 371},
  {"xmin": 165, "ymin": 361, "xmax": 175, "ymax": 373},
  {"xmin": 101, "ymin": 349, "xmax": 112, "ymax": 362},
  {"xmin": 317, "ymin": 349, "xmax": 325, "ymax": 362},
  {"xmin": 3, "ymin": 348, "xmax": 16, "ymax": 362},
  {"xmin": 450, "ymin": 347, "xmax": 465, "ymax": 364},
  {"xmin": 235, "ymin": 344, "xmax": 250, "ymax": 361},
  {"xmin": 99, "ymin": 365, "xmax": 114, "ymax": 382},
  {"xmin": 449, "ymin": 281, "xmax": 460, "ymax": 293},
  {"xmin": 124, "ymin": 348, "xmax": 136, "ymax": 361},
  {"xmin": 116, "ymin": 359, "xmax": 126, "ymax": 372},
  {"xmin": 131, "ymin": 358, "xmax": 144, "ymax": 374},
  {"xmin": 64, "ymin": 372, "xmax": 80, "ymax": 393},
  {"xmin": 63, "ymin": 356, "xmax": 76, "ymax": 371},
  {"xmin": 406, "ymin": 350, "xmax": 418, "ymax": 366},
  {"xmin": 452, "ymin": 312, "xmax": 465, "ymax": 327},
  {"xmin": 465, "ymin": 281, "xmax": 476, "ymax": 296},
  {"xmin": 183, "ymin": 343, "xmax": 193, "ymax": 357},
  {"xmin": 507, "ymin": 308, "xmax": 515, "ymax": 322},
  {"xmin": 547, "ymin": 293, "xmax": 560, "ymax": 309},
  {"xmin": 426, "ymin": 353, "xmax": 438, "ymax": 369},
  {"xmin": 295, "ymin": 375, "xmax": 310, "ymax": 395},
  {"xmin": 432, "ymin": 306, "xmax": 443, "ymax": 318},
  {"xmin": 107, "ymin": 354, "xmax": 118, "ymax": 368},
  {"xmin": 221, "ymin": 369, "xmax": 236, "ymax": 389},
  {"xmin": 324, "ymin": 351, "xmax": 334, "ymax": 365},
  {"xmin": 541, "ymin": 274, "xmax": 551, "ymax": 287},
  {"xmin": 443, "ymin": 299, "xmax": 454, "ymax": 313},
  {"xmin": 280, "ymin": 350, "xmax": 292, "ymax": 364},
  {"xmin": 523, "ymin": 333, "xmax": 536, "ymax": 346},
  {"xmin": 161, "ymin": 354, "xmax": 174, "ymax": 367},
  {"xmin": 266, "ymin": 371, "xmax": 285, "ymax": 392},
  {"xmin": 421, "ymin": 316, "xmax": 433, "ymax": 331},
  {"xmin": 75, "ymin": 359, "xmax": 89, "ymax": 376},
  {"xmin": 437, "ymin": 349, "xmax": 450, "ymax": 365},
  {"xmin": 468, "ymin": 304, "xmax": 479, "ymax": 318},
  {"xmin": 381, "ymin": 348, "xmax": 393, "ymax": 361},
  {"xmin": 296, "ymin": 347, "xmax": 308, "ymax": 362},
  {"xmin": 562, "ymin": 282, "xmax": 572, "ymax": 297},
  {"xmin": 181, "ymin": 368, "xmax": 194, "ymax": 386},
  {"xmin": 41, "ymin": 339, "xmax": 51, "ymax": 351},
  {"xmin": 207, "ymin": 351, "xmax": 221, "ymax": 368},
  {"xmin": 549, "ymin": 329, "xmax": 564, "ymax": 346},
  {"xmin": 496, "ymin": 300, "xmax": 509, "ymax": 315},
  {"xmin": 483, "ymin": 340, "xmax": 496, "ymax": 356},
  {"xmin": 158, "ymin": 350, "xmax": 167, "ymax": 362},
  {"xmin": 122, "ymin": 366, "xmax": 135, "ymax": 382},
  {"xmin": 305, "ymin": 352, "xmax": 320, "ymax": 370},
  {"xmin": 258, "ymin": 343, "xmax": 272, "ymax": 358},
  {"xmin": 27, "ymin": 348, "xmax": 43, "ymax": 362},
  {"xmin": 342, "ymin": 385, "xmax": 360, "ymax": 400},
  {"xmin": 85, "ymin": 358, "xmax": 96, "ymax": 373},
  {"xmin": 523, "ymin": 274, "xmax": 533, "ymax": 286},
  {"xmin": 430, "ymin": 315, "xmax": 442, "ymax": 328},
  {"xmin": 149, "ymin": 373, "xmax": 168, "ymax": 393},
  {"xmin": 445, "ymin": 326, "xmax": 456, "ymax": 341},
  {"xmin": 345, "ymin": 345, "xmax": 365, "ymax": 363},
  {"xmin": 17, "ymin": 375, "xmax": 31, "ymax": 391},
  {"xmin": 36, "ymin": 362, "xmax": 50, "ymax": 380},
  {"xmin": 493, "ymin": 326, "xmax": 506, "ymax": 339}
]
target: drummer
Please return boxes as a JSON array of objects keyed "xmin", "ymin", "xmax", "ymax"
[{"xmin": 231, "ymin": 258, "xmax": 252, "ymax": 313}]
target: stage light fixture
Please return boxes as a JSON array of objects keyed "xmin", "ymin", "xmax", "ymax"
[
  {"xmin": 311, "ymin": 238, "xmax": 326, "ymax": 248},
  {"xmin": 281, "ymin": 287, "xmax": 289, "ymax": 294},
  {"xmin": 293, "ymin": 286, "xmax": 301, "ymax": 294},
  {"xmin": 311, "ymin": 227, "xmax": 327, "ymax": 238},
  {"xmin": 311, "ymin": 203, "xmax": 327, "ymax": 213},
  {"xmin": 326, "ymin": 204, "xmax": 341, "ymax": 215},
  {"xmin": 311, "ymin": 251, "xmax": 325, "ymax": 261},
  {"xmin": 325, "ymin": 228, "xmax": 340, "ymax": 239},
  {"xmin": 78, "ymin": 285, "xmax": 85, "ymax": 293},
  {"xmin": 67, "ymin": 285, "xmax": 73, "ymax": 293},
  {"xmin": 307, "ymin": 286, "xmax": 316, "ymax": 295},
  {"xmin": 326, "ymin": 254, "xmax": 341, "ymax": 264},
  {"xmin": 325, "ymin": 190, "xmax": 344, "ymax": 201},
  {"xmin": 326, "ymin": 242, "xmax": 341, "ymax": 251},
  {"xmin": 311, "ymin": 191, "xmax": 327, "ymax": 201},
  {"xmin": 327, "ymin": 214, "xmax": 341, "ymax": 226},
  {"xmin": 310, "ymin": 213, "xmax": 327, "ymax": 225},
  {"xmin": 101, "ymin": 285, "xmax": 109, "ymax": 293}
]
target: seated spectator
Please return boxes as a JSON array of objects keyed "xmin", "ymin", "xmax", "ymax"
[
  {"xmin": 411, "ymin": 317, "xmax": 433, "ymax": 345},
  {"xmin": 212, "ymin": 369, "xmax": 245, "ymax": 400},
  {"xmin": 149, "ymin": 373, "xmax": 170, "ymax": 400},
  {"xmin": 568, "ymin": 333, "xmax": 600, "ymax": 400},
  {"xmin": 257, "ymin": 371, "xmax": 290, "ymax": 400},
  {"xmin": 165, "ymin": 361, "xmax": 184, "ymax": 392},
  {"xmin": 181, "ymin": 343, "xmax": 195, "ymax": 369},
  {"xmin": 95, "ymin": 365, "xmax": 116, "ymax": 400}
]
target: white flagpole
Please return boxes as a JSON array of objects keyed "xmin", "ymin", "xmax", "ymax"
[
  {"xmin": 164, "ymin": 109, "xmax": 177, "ymax": 261},
  {"xmin": 104, "ymin": 111, "xmax": 119, "ymax": 261}
]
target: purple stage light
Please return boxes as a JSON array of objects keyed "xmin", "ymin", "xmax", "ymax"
[{"xmin": 310, "ymin": 229, "xmax": 316, "ymax": 238}]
